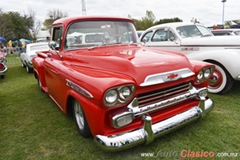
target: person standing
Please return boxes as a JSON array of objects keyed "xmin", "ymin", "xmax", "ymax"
[
  {"xmin": 8, "ymin": 40, "xmax": 13, "ymax": 54},
  {"xmin": 21, "ymin": 40, "xmax": 26, "ymax": 52}
]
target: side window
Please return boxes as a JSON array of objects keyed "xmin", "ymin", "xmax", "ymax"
[
  {"xmin": 52, "ymin": 27, "xmax": 63, "ymax": 50},
  {"xmin": 167, "ymin": 30, "xmax": 176, "ymax": 40},
  {"xmin": 141, "ymin": 31, "xmax": 153, "ymax": 42},
  {"xmin": 152, "ymin": 29, "xmax": 167, "ymax": 41}
]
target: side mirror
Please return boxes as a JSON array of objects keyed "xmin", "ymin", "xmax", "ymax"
[
  {"xmin": 169, "ymin": 37, "xmax": 175, "ymax": 41},
  {"xmin": 48, "ymin": 41, "xmax": 58, "ymax": 50},
  {"xmin": 141, "ymin": 37, "xmax": 148, "ymax": 46}
]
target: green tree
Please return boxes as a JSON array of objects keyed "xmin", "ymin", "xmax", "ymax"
[
  {"xmin": 43, "ymin": 9, "xmax": 68, "ymax": 32},
  {"xmin": 140, "ymin": 10, "xmax": 156, "ymax": 30},
  {"xmin": 0, "ymin": 11, "xmax": 34, "ymax": 42},
  {"xmin": 154, "ymin": 17, "xmax": 183, "ymax": 25},
  {"xmin": 131, "ymin": 10, "xmax": 183, "ymax": 30}
]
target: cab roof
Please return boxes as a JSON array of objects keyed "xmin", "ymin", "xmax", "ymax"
[{"xmin": 52, "ymin": 15, "xmax": 133, "ymax": 27}]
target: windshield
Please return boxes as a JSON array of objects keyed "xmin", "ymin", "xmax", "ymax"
[
  {"xmin": 176, "ymin": 25, "xmax": 213, "ymax": 38},
  {"xmin": 65, "ymin": 20, "xmax": 137, "ymax": 50}
]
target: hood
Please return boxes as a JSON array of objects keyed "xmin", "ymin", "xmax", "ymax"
[
  {"xmin": 71, "ymin": 45, "xmax": 193, "ymax": 85},
  {"xmin": 181, "ymin": 36, "xmax": 240, "ymax": 46}
]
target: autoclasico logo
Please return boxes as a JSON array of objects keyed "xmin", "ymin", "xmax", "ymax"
[
  {"xmin": 180, "ymin": 150, "xmax": 215, "ymax": 158},
  {"xmin": 148, "ymin": 150, "xmax": 238, "ymax": 158},
  {"xmin": 154, "ymin": 150, "xmax": 214, "ymax": 158}
]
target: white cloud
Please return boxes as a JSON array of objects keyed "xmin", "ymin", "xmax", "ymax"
[{"xmin": 1, "ymin": 0, "xmax": 239, "ymax": 26}]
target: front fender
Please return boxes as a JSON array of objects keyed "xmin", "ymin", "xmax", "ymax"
[
  {"xmin": 66, "ymin": 89, "xmax": 106, "ymax": 136},
  {"xmin": 32, "ymin": 57, "xmax": 47, "ymax": 90},
  {"xmin": 186, "ymin": 49, "xmax": 240, "ymax": 80}
]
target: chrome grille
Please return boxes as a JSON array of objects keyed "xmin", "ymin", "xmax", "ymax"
[{"xmin": 137, "ymin": 83, "xmax": 190, "ymax": 107}]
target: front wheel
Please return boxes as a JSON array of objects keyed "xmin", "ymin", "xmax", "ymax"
[
  {"xmin": 73, "ymin": 99, "xmax": 92, "ymax": 138},
  {"xmin": 208, "ymin": 63, "xmax": 233, "ymax": 94},
  {"xmin": 36, "ymin": 75, "xmax": 44, "ymax": 93},
  {"xmin": 26, "ymin": 65, "xmax": 33, "ymax": 73}
]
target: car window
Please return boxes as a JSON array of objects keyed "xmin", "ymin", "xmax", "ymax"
[
  {"xmin": 177, "ymin": 25, "xmax": 212, "ymax": 38},
  {"xmin": 152, "ymin": 29, "xmax": 166, "ymax": 41},
  {"xmin": 65, "ymin": 20, "xmax": 137, "ymax": 50},
  {"xmin": 52, "ymin": 27, "xmax": 63, "ymax": 50},
  {"xmin": 141, "ymin": 31, "xmax": 153, "ymax": 42},
  {"xmin": 151, "ymin": 29, "xmax": 176, "ymax": 42}
]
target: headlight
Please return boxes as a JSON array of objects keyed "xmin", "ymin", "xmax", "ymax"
[
  {"xmin": 204, "ymin": 68, "xmax": 211, "ymax": 79},
  {"xmin": 104, "ymin": 84, "xmax": 135, "ymax": 107},
  {"xmin": 105, "ymin": 90, "xmax": 118, "ymax": 104},
  {"xmin": 197, "ymin": 67, "xmax": 214, "ymax": 82},
  {"xmin": 197, "ymin": 70, "xmax": 203, "ymax": 80},
  {"xmin": 119, "ymin": 86, "xmax": 131, "ymax": 101}
]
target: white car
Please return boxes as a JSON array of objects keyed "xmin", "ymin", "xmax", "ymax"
[
  {"xmin": 140, "ymin": 22, "xmax": 240, "ymax": 94},
  {"xmin": 20, "ymin": 42, "xmax": 49, "ymax": 73}
]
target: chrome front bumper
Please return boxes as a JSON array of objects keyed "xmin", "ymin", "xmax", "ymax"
[{"xmin": 94, "ymin": 98, "xmax": 214, "ymax": 151}]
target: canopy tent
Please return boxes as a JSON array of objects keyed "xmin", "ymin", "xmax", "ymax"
[
  {"xmin": 19, "ymin": 38, "xmax": 32, "ymax": 43},
  {"xmin": 14, "ymin": 38, "xmax": 32, "ymax": 43},
  {"xmin": 0, "ymin": 37, "xmax": 5, "ymax": 41}
]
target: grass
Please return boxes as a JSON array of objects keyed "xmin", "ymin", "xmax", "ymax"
[{"xmin": 0, "ymin": 54, "xmax": 239, "ymax": 160}]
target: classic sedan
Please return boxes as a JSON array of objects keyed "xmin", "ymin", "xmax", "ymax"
[
  {"xmin": 211, "ymin": 29, "xmax": 240, "ymax": 36},
  {"xmin": 140, "ymin": 22, "xmax": 240, "ymax": 94},
  {"xmin": 20, "ymin": 42, "xmax": 49, "ymax": 73}
]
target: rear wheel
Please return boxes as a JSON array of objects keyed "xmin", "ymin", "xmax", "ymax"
[
  {"xmin": 26, "ymin": 65, "xmax": 33, "ymax": 73},
  {"xmin": 21, "ymin": 61, "xmax": 26, "ymax": 68},
  {"xmin": 73, "ymin": 99, "xmax": 91, "ymax": 138},
  {"xmin": 36, "ymin": 75, "xmax": 44, "ymax": 92},
  {"xmin": 208, "ymin": 62, "xmax": 233, "ymax": 94}
]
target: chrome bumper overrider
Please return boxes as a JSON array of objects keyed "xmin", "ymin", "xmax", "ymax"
[{"xmin": 94, "ymin": 98, "xmax": 214, "ymax": 151}]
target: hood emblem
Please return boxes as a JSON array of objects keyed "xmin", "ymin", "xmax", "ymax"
[
  {"xmin": 167, "ymin": 73, "xmax": 178, "ymax": 79},
  {"xmin": 140, "ymin": 68, "xmax": 195, "ymax": 87}
]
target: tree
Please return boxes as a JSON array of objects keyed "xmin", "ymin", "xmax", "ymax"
[
  {"xmin": 43, "ymin": 9, "xmax": 68, "ymax": 31},
  {"xmin": 139, "ymin": 10, "xmax": 156, "ymax": 30},
  {"xmin": 0, "ymin": 11, "xmax": 34, "ymax": 42},
  {"xmin": 26, "ymin": 7, "xmax": 41, "ymax": 40},
  {"xmin": 155, "ymin": 17, "xmax": 183, "ymax": 25},
  {"xmin": 132, "ymin": 11, "xmax": 182, "ymax": 30}
]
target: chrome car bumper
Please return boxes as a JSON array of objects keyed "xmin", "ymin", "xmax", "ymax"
[{"xmin": 94, "ymin": 98, "xmax": 214, "ymax": 151}]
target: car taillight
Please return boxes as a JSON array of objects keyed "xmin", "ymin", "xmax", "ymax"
[{"xmin": 0, "ymin": 63, "xmax": 4, "ymax": 70}]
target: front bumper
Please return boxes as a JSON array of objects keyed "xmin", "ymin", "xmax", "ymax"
[{"xmin": 94, "ymin": 98, "xmax": 214, "ymax": 151}]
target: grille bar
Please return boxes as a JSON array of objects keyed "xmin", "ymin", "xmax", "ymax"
[{"xmin": 138, "ymin": 83, "xmax": 190, "ymax": 107}]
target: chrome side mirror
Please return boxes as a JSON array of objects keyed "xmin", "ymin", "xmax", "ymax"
[{"xmin": 48, "ymin": 41, "xmax": 57, "ymax": 50}]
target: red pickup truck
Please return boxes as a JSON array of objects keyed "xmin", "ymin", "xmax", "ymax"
[{"xmin": 32, "ymin": 16, "xmax": 214, "ymax": 151}]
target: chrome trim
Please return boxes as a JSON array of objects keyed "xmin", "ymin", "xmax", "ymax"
[
  {"xmin": 237, "ymin": 75, "xmax": 240, "ymax": 80},
  {"xmin": 66, "ymin": 79, "xmax": 93, "ymax": 98},
  {"xmin": 140, "ymin": 68, "xmax": 195, "ymax": 87},
  {"xmin": 128, "ymin": 86, "xmax": 202, "ymax": 117},
  {"xmin": 112, "ymin": 112, "xmax": 134, "ymax": 128},
  {"xmin": 94, "ymin": 98, "xmax": 214, "ymax": 151}
]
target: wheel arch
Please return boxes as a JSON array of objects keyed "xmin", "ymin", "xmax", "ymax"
[
  {"xmin": 65, "ymin": 90, "xmax": 104, "ymax": 136},
  {"xmin": 203, "ymin": 59, "xmax": 232, "ymax": 79}
]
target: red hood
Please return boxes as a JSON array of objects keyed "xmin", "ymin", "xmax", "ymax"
[{"xmin": 71, "ymin": 45, "xmax": 193, "ymax": 85}]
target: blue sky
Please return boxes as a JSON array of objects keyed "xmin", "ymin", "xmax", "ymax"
[{"xmin": 1, "ymin": 0, "xmax": 240, "ymax": 26}]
